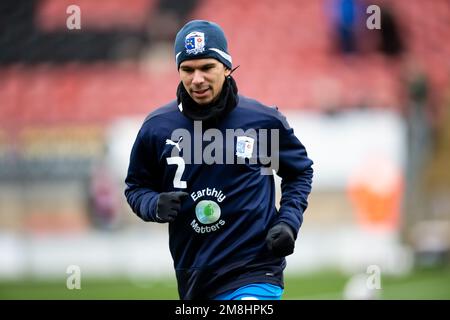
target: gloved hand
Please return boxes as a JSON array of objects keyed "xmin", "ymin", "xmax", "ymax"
[
  {"xmin": 266, "ymin": 222, "xmax": 296, "ymax": 257},
  {"xmin": 156, "ymin": 191, "xmax": 189, "ymax": 223}
]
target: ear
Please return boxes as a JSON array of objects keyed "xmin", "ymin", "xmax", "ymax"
[{"xmin": 224, "ymin": 68, "xmax": 231, "ymax": 77}]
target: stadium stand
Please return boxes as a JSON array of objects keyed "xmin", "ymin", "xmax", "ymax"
[
  {"xmin": 1, "ymin": 0, "xmax": 449, "ymax": 126},
  {"xmin": 0, "ymin": 0, "xmax": 449, "ymax": 234}
]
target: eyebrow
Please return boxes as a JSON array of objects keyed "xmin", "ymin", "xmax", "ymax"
[
  {"xmin": 201, "ymin": 63, "xmax": 216, "ymax": 68},
  {"xmin": 181, "ymin": 63, "xmax": 217, "ymax": 70}
]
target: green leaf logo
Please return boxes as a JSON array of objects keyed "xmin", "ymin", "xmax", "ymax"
[{"xmin": 195, "ymin": 200, "xmax": 221, "ymax": 224}]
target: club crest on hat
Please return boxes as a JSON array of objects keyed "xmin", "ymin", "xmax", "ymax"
[{"xmin": 185, "ymin": 31, "xmax": 205, "ymax": 55}]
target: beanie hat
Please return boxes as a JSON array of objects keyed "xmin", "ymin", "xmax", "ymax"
[{"xmin": 174, "ymin": 20, "xmax": 232, "ymax": 70}]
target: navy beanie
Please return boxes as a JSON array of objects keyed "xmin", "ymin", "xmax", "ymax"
[{"xmin": 174, "ymin": 20, "xmax": 232, "ymax": 70}]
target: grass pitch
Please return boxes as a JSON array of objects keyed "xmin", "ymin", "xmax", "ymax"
[{"xmin": 1, "ymin": 267, "xmax": 449, "ymax": 300}]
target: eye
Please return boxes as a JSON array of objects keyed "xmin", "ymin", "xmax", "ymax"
[{"xmin": 201, "ymin": 65, "xmax": 214, "ymax": 71}]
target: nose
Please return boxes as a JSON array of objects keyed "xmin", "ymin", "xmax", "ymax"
[{"xmin": 192, "ymin": 70, "xmax": 205, "ymax": 86}]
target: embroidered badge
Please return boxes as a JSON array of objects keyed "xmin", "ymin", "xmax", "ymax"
[
  {"xmin": 185, "ymin": 31, "xmax": 205, "ymax": 55},
  {"xmin": 236, "ymin": 136, "xmax": 254, "ymax": 159}
]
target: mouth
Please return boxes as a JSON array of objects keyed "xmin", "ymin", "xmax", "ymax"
[{"xmin": 192, "ymin": 88, "xmax": 210, "ymax": 98}]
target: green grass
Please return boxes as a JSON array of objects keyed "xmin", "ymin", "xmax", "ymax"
[
  {"xmin": 1, "ymin": 267, "xmax": 449, "ymax": 300},
  {"xmin": 284, "ymin": 267, "xmax": 450, "ymax": 300},
  {"xmin": 0, "ymin": 277, "xmax": 179, "ymax": 300}
]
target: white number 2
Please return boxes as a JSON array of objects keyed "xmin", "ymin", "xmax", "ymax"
[{"xmin": 166, "ymin": 157, "xmax": 187, "ymax": 189}]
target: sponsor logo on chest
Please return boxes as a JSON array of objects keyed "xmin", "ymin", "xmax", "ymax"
[{"xmin": 190, "ymin": 187, "xmax": 226, "ymax": 234}]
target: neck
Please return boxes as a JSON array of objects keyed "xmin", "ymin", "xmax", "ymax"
[{"xmin": 177, "ymin": 76, "xmax": 239, "ymax": 125}]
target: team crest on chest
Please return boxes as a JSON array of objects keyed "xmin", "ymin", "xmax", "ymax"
[{"xmin": 236, "ymin": 136, "xmax": 254, "ymax": 159}]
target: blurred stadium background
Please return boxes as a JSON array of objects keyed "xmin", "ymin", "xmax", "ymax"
[{"xmin": 1, "ymin": 0, "xmax": 450, "ymax": 299}]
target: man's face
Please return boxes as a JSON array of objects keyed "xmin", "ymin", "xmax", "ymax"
[{"xmin": 179, "ymin": 58, "xmax": 231, "ymax": 105}]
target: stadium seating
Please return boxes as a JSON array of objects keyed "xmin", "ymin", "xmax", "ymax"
[{"xmin": 0, "ymin": 0, "xmax": 449, "ymax": 127}]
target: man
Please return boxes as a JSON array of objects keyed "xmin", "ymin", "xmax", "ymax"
[{"xmin": 125, "ymin": 20, "xmax": 313, "ymax": 300}]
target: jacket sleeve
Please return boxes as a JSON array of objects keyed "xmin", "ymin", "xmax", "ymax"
[
  {"xmin": 124, "ymin": 126, "xmax": 161, "ymax": 222},
  {"xmin": 274, "ymin": 111, "xmax": 314, "ymax": 238}
]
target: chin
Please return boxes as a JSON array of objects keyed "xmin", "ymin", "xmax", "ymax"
[{"xmin": 195, "ymin": 98, "xmax": 212, "ymax": 105}]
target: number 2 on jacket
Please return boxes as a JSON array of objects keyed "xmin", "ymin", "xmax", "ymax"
[{"xmin": 166, "ymin": 156, "xmax": 187, "ymax": 188}]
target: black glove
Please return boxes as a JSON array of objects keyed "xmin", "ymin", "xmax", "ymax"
[
  {"xmin": 156, "ymin": 191, "xmax": 189, "ymax": 223},
  {"xmin": 266, "ymin": 222, "xmax": 296, "ymax": 257}
]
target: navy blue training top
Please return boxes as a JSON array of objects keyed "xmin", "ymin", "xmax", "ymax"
[{"xmin": 125, "ymin": 95, "xmax": 313, "ymax": 299}]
